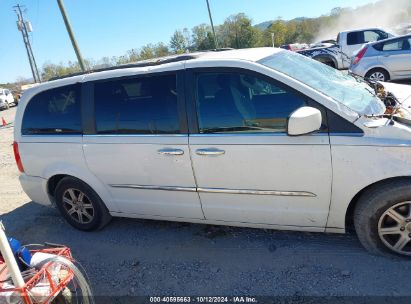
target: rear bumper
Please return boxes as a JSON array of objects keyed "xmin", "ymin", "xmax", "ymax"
[
  {"xmin": 19, "ymin": 174, "xmax": 52, "ymax": 206},
  {"xmin": 349, "ymin": 65, "xmax": 367, "ymax": 77}
]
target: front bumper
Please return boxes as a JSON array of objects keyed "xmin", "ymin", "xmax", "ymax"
[{"xmin": 19, "ymin": 174, "xmax": 52, "ymax": 206}]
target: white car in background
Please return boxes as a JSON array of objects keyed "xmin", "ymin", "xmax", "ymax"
[
  {"xmin": 13, "ymin": 48, "xmax": 411, "ymax": 257},
  {"xmin": 0, "ymin": 88, "xmax": 16, "ymax": 110}
]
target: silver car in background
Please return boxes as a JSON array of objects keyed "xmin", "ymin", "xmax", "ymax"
[{"xmin": 350, "ymin": 34, "xmax": 411, "ymax": 82}]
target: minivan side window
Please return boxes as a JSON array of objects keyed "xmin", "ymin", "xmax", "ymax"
[
  {"xmin": 22, "ymin": 84, "xmax": 81, "ymax": 135},
  {"xmin": 94, "ymin": 74, "xmax": 180, "ymax": 134},
  {"xmin": 195, "ymin": 72, "xmax": 307, "ymax": 133}
]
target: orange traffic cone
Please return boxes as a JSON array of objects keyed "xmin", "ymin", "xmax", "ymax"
[{"xmin": 2, "ymin": 117, "xmax": 7, "ymax": 127}]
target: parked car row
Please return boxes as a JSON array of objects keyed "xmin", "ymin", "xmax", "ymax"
[
  {"xmin": 294, "ymin": 27, "xmax": 411, "ymax": 83},
  {"xmin": 298, "ymin": 28, "xmax": 393, "ymax": 70},
  {"xmin": 350, "ymin": 34, "xmax": 411, "ymax": 82},
  {"xmin": 14, "ymin": 48, "xmax": 411, "ymax": 257}
]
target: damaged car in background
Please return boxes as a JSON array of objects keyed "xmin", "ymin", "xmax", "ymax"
[
  {"xmin": 350, "ymin": 34, "xmax": 411, "ymax": 82},
  {"xmin": 298, "ymin": 28, "xmax": 394, "ymax": 69}
]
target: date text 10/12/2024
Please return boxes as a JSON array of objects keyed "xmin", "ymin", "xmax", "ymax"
[{"xmin": 149, "ymin": 297, "xmax": 258, "ymax": 303}]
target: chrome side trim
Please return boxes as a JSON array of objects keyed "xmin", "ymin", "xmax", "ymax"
[
  {"xmin": 198, "ymin": 187, "xmax": 316, "ymax": 197},
  {"xmin": 109, "ymin": 184, "xmax": 196, "ymax": 192},
  {"xmin": 83, "ymin": 134, "xmax": 187, "ymax": 137},
  {"xmin": 189, "ymin": 133, "xmax": 328, "ymax": 137},
  {"xmin": 109, "ymin": 184, "xmax": 316, "ymax": 197}
]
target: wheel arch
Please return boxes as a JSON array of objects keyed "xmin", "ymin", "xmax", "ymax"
[
  {"xmin": 345, "ymin": 176, "xmax": 411, "ymax": 231},
  {"xmin": 45, "ymin": 171, "xmax": 119, "ymax": 212},
  {"xmin": 47, "ymin": 174, "xmax": 68, "ymax": 199},
  {"xmin": 312, "ymin": 54, "xmax": 337, "ymax": 68}
]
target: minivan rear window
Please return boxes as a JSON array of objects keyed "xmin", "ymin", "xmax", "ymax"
[
  {"xmin": 22, "ymin": 84, "xmax": 82, "ymax": 135},
  {"xmin": 94, "ymin": 74, "xmax": 180, "ymax": 134}
]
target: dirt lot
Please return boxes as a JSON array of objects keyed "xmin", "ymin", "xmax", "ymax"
[{"xmin": 1, "ymin": 104, "xmax": 411, "ymax": 300}]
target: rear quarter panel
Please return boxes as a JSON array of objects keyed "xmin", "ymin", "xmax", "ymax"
[{"xmin": 14, "ymin": 77, "xmax": 119, "ymax": 212}]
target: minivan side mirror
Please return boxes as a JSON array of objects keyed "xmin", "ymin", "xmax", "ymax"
[{"xmin": 287, "ymin": 106, "xmax": 322, "ymax": 136}]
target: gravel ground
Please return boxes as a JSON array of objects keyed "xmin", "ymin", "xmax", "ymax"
[{"xmin": 1, "ymin": 101, "xmax": 411, "ymax": 300}]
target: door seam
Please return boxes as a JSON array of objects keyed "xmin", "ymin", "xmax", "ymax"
[{"xmin": 188, "ymin": 134, "xmax": 207, "ymax": 219}]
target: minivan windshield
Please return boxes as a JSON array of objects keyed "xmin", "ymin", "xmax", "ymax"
[{"xmin": 258, "ymin": 51, "xmax": 386, "ymax": 116}]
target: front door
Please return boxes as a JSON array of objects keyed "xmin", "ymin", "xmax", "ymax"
[
  {"xmin": 187, "ymin": 69, "xmax": 332, "ymax": 228},
  {"xmin": 83, "ymin": 72, "xmax": 204, "ymax": 219}
]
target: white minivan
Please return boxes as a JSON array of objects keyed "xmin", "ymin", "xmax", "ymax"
[{"xmin": 14, "ymin": 48, "xmax": 411, "ymax": 257}]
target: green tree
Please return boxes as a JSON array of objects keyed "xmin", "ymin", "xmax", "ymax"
[
  {"xmin": 170, "ymin": 29, "xmax": 190, "ymax": 54},
  {"xmin": 263, "ymin": 19, "xmax": 288, "ymax": 46},
  {"xmin": 219, "ymin": 13, "xmax": 259, "ymax": 48},
  {"xmin": 192, "ymin": 24, "xmax": 215, "ymax": 50},
  {"xmin": 153, "ymin": 42, "xmax": 170, "ymax": 57}
]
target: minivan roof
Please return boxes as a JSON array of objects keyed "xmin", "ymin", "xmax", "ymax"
[
  {"xmin": 48, "ymin": 47, "xmax": 281, "ymax": 81},
  {"xmin": 24, "ymin": 47, "xmax": 282, "ymax": 97}
]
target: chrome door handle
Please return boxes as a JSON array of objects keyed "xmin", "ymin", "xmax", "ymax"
[
  {"xmin": 196, "ymin": 148, "xmax": 225, "ymax": 156},
  {"xmin": 158, "ymin": 148, "xmax": 184, "ymax": 156}
]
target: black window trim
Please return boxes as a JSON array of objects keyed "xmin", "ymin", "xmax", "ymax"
[
  {"xmin": 184, "ymin": 67, "xmax": 363, "ymax": 136},
  {"xmin": 82, "ymin": 70, "xmax": 188, "ymax": 135}
]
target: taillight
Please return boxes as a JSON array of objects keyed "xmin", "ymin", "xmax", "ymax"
[
  {"xmin": 353, "ymin": 46, "xmax": 368, "ymax": 65},
  {"xmin": 13, "ymin": 141, "xmax": 24, "ymax": 173}
]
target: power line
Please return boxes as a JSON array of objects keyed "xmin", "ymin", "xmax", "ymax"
[{"xmin": 13, "ymin": 4, "xmax": 41, "ymax": 83}]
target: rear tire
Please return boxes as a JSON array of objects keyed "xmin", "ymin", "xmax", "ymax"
[
  {"xmin": 54, "ymin": 177, "xmax": 112, "ymax": 231},
  {"xmin": 365, "ymin": 68, "xmax": 390, "ymax": 82},
  {"xmin": 354, "ymin": 180, "xmax": 411, "ymax": 257}
]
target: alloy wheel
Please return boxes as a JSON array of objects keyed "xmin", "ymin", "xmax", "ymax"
[
  {"xmin": 378, "ymin": 201, "xmax": 411, "ymax": 256},
  {"xmin": 369, "ymin": 71, "xmax": 386, "ymax": 82},
  {"xmin": 62, "ymin": 188, "xmax": 95, "ymax": 224}
]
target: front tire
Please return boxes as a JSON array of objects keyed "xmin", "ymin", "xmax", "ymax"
[
  {"xmin": 54, "ymin": 177, "xmax": 112, "ymax": 231},
  {"xmin": 354, "ymin": 180, "xmax": 411, "ymax": 257}
]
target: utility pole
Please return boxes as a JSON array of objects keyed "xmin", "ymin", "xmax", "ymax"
[
  {"xmin": 205, "ymin": 0, "xmax": 219, "ymax": 49},
  {"xmin": 271, "ymin": 32, "xmax": 275, "ymax": 48},
  {"xmin": 14, "ymin": 4, "xmax": 41, "ymax": 83},
  {"xmin": 56, "ymin": 0, "xmax": 86, "ymax": 71}
]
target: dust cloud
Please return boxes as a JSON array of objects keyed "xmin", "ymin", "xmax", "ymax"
[{"xmin": 315, "ymin": 0, "xmax": 411, "ymax": 42}]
